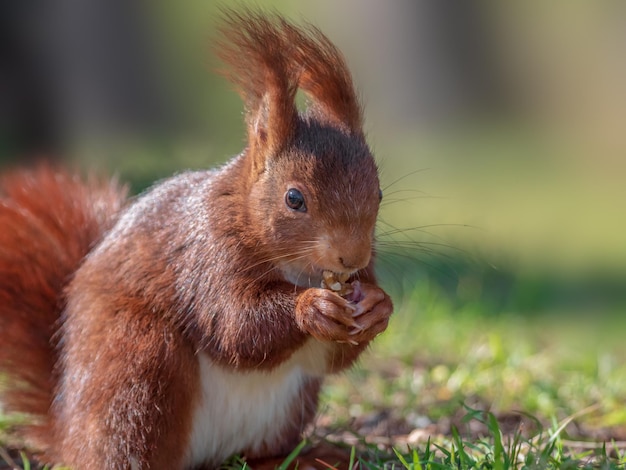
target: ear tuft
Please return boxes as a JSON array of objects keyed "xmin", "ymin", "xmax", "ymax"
[
  {"xmin": 216, "ymin": 9, "xmax": 298, "ymax": 160},
  {"xmin": 216, "ymin": 9, "xmax": 364, "ymax": 167},
  {"xmin": 285, "ymin": 22, "xmax": 363, "ymax": 132}
]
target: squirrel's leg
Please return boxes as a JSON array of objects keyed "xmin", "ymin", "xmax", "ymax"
[{"xmin": 55, "ymin": 306, "xmax": 199, "ymax": 469}]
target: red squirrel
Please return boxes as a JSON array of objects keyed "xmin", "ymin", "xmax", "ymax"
[{"xmin": 0, "ymin": 9, "xmax": 393, "ymax": 469}]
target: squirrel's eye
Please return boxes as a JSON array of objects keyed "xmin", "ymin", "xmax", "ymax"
[
  {"xmin": 285, "ymin": 188, "xmax": 306, "ymax": 212},
  {"xmin": 378, "ymin": 188, "xmax": 383, "ymax": 202}
]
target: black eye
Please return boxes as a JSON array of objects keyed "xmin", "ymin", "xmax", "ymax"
[
  {"xmin": 285, "ymin": 188, "xmax": 306, "ymax": 212},
  {"xmin": 378, "ymin": 188, "xmax": 383, "ymax": 202}
]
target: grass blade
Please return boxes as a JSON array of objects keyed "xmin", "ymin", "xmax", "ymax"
[
  {"xmin": 487, "ymin": 412, "xmax": 505, "ymax": 470},
  {"xmin": 277, "ymin": 439, "xmax": 307, "ymax": 470}
]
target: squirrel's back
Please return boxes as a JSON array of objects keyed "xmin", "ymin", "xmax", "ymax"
[{"xmin": 0, "ymin": 165, "xmax": 127, "ymax": 455}]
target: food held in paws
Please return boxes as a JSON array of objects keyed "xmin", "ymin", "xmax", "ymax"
[{"xmin": 321, "ymin": 270, "xmax": 353, "ymax": 297}]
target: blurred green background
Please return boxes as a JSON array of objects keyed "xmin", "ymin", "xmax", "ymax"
[{"xmin": 1, "ymin": 1, "xmax": 624, "ymax": 319}]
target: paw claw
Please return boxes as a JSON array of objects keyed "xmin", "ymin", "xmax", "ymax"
[
  {"xmin": 349, "ymin": 324, "xmax": 364, "ymax": 335},
  {"xmin": 351, "ymin": 305, "xmax": 365, "ymax": 317}
]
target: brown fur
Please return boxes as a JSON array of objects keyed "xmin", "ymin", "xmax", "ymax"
[
  {"xmin": 0, "ymin": 165, "xmax": 127, "ymax": 456},
  {"xmin": 0, "ymin": 10, "xmax": 392, "ymax": 469}
]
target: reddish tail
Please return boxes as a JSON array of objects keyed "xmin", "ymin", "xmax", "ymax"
[{"xmin": 0, "ymin": 165, "xmax": 127, "ymax": 455}]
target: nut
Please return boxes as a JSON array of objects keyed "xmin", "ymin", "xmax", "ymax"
[{"xmin": 321, "ymin": 270, "xmax": 353, "ymax": 297}]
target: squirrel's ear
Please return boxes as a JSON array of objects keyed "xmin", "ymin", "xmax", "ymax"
[
  {"xmin": 216, "ymin": 11, "xmax": 299, "ymax": 176},
  {"xmin": 287, "ymin": 23, "xmax": 363, "ymax": 134},
  {"xmin": 244, "ymin": 83, "xmax": 298, "ymax": 166}
]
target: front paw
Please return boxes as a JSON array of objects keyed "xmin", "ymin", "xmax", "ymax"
[
  {"xmin": 347, "ymin": 282, "xmax": 393, "ymax": 344},
  {"xmin": 295, "ymin": 288, "xmax": 360, "ymax": 343}
]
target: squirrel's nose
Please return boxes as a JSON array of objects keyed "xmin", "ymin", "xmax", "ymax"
[
  {"xmin": 338, "ymin": 250, "xmax": 371, "ymax": 271},
  {"xmin": 320, "ymin": 231, "xmax": 373, "ymax": 272}
]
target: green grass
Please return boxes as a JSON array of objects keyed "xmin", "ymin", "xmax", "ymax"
[
  {"xmin": 294, "ymin": 256, "xmax": 626, "ymax": 469},
  {"xmin": 219, "ymin": 403, "xmax": 626, "ymax": 468}
]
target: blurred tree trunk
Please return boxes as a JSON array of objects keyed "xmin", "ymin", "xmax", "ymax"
[
  {"xmin": 306, "ymin": 1, "xmax": 505, "ymax": 131},
  {"xmin": 0, "ymin": 0, "xmax": 181, "ymax": 164}
]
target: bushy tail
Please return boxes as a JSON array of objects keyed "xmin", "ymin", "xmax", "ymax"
[{"xmin": 0, "ymin": 164, "xmax": 127, "ymax": 454}]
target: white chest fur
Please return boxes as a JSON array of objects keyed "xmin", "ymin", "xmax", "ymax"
[{"xmin": 184, "ymin": 339, "xmax": 330, "ymax": 468}]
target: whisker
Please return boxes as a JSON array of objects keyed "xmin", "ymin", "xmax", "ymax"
[
  {"xmin": 377, "ymin": 240, "xmax": 468, "ymax": 254},
  {"xmin": 382, "ymin": 188, "xmax": 433, "ymax": 198},
  {"xmin": 375, "ymin": 164, "xmax": 485, "ymax": 289},
  {"xmin": 376, "ymin": 222, "xmax": 477, "ymax": 238},
  {"xmin": 380, "ymin": 195, "xmax": 443, "ymax": 208},
  {"xmin": 376, "ymin": 245, "xmax": 463, "ymax": 274},
  {"xmin": 292, "ymin": 252, "xmax": 326, "ymax": 290},
  {"xmin": 248, "ymin": 249, "xmax": 318, "ymax": 286},
  {"xmin": 381, "ymin": 168, "xmax": 432, "ymax": 193},
  {"xmin": 373, "ymin": 217, "xmax": 477, "ymax": 283},
  {"xmin": 381, "ymin": 191, "xmax": 444, "ymax": 208},
  {"xmin": 239, "ymin": 244, "xmax": 318, "ymax": 273},
  {"xmin": 376, "ymin": 248, "xmax": 461, "ymax": 282}
]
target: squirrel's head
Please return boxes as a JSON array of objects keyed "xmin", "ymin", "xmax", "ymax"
[{"xmin": 218, "ymin": 10, "xmax": 381, "ymax": 286}]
